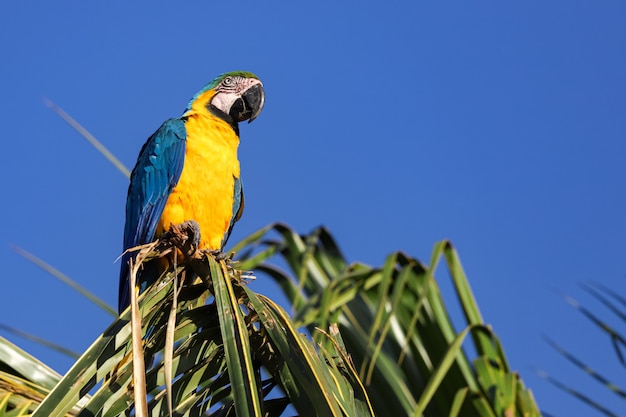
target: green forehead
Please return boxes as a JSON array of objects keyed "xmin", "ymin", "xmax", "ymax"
[
  {"xmin": 206, "ymin": 71, "xmax": 259, "ymax": 89},
  {"xmin": 188, "ymin": 71, "xmax": 260, "ymax": 108}
]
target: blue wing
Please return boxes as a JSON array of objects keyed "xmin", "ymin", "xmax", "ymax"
[
  {"xmin": 222, "ymin": 176, "xmax": 244, "ymax": 249},
  {"xmin": 118, "ymin": 118, "xmax": 187, "ymax": 312}
]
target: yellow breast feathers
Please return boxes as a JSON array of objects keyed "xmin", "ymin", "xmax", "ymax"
[{"xmin": 157, "ymin": 90, "xmax": 241, "ymax": 250}]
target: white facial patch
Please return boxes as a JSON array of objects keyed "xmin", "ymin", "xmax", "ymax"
[{"xmin": 210, "ymin": 92, "xmax": 239, "ymax": 115}]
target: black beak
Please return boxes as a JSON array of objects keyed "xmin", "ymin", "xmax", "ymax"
[{"xmin": 230, "ymin": 83, "xmax": 265, "ymax": 123}]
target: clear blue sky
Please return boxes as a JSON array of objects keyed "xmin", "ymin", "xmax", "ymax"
[{"xmin": 1, "ymin": 2, "xmax": 625, "ymax": 415}]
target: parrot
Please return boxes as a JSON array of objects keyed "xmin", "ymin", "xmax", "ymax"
[{"xmin": 118, "ymin": 71, "xmax": 265, "ymax": 313}]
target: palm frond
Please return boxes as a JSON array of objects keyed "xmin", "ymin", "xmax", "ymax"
[
  {"xmin": 0, "ymin": 336, "xmax": 70, "ymax": 416},
  {"xmin": 11, "ymin": 245, "xmax": 116, "ymax": 317},
  {"xmin": 43, "ymin": 98, "xmax": 131, "ymax": 178},
  {"xmin": 0, "ymin": 324, "xmax": 80, "ymax": 360},
  {"xmin": 235, "ymin": 223, "xmax": 542, "ymax": 417},
  {"xmin": 541, "ymin": 282, "xmax": 626, "ymax": 416},
  {"xmin": 26, "ymin": 224, "xmax": 373, "ymax": 417}
]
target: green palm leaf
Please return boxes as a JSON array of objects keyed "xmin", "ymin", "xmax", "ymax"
[
  {"xmin": 0, "ymin": 337, "xmax": 65, "ymax": 416},
  {"xmin": 235, "ymin": 223, "xmax": 542, "ymax": 417}
]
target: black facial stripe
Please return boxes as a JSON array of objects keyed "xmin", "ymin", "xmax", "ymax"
[{"xmin": 206, "ymin": 103, "xmax": 240, "ymax": 137}]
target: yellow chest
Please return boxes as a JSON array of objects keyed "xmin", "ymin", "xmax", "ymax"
[{"xmin": 158, "ymin": 113, "xmax": 241, "ymax": 250}]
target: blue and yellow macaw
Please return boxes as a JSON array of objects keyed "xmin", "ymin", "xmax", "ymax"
[{"xmin": 118, "ymin": 71, "xmax": 265, "ymax": 313}]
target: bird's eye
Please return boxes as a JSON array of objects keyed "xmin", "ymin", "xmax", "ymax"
[{"xmin": 223, "ymin": 77, "xmax": 233, "ymax": 86}]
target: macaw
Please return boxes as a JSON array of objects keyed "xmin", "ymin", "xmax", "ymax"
[{"xmin": 118, "ymin": 71, "xmax": 265, "ymax": 313}]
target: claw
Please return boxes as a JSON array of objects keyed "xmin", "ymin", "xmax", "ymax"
[{"xmin": 166, "ymin": 221, "xmax": 201, "ymax": 257}]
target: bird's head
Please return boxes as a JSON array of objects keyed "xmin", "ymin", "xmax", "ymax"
[{"xmin": 187, "ymin": 71, "xmax": 265, "ymax": 126}]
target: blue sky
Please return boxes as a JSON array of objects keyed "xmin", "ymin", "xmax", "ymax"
[{"xmin": 1, "ymin": 2, "xmax": 625, "ymax": 415}]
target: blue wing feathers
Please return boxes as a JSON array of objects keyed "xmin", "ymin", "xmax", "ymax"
[
  {"xmin": 222, "ymin": 176, "xmax": 244, "ymax": 248},
  {"xmin": 118, "ymin": 118, "xmax": 187, "ymax": 312}
]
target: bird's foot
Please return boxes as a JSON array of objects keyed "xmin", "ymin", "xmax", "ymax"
[
  {"xmin": 202, "ymin": 249, "xmax": 234, "ymax": 263},
  {"xmin": 166, "ymin": 221, "xmax": 201, "ymax": 258}
]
